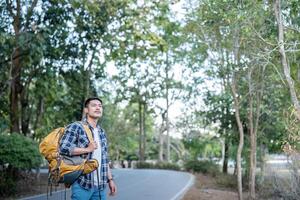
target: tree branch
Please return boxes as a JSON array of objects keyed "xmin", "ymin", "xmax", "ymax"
[
  {"xmin": 6, "ymin": 0, "xmax": 15, "ymax": 17},
  {"xmin": 16, "ymin": 0, "xmax": 20, "ymax": 18},
  {"xmin": 247, "ymin": 19, "xmax": 276, "ymax": 47},
  {"xmin": 0, "ymin": 51, "xmax": 29, "ymax": 65},
  {"xmin": 284, "ymin": 25, "xmax": 300, "ymax": 34},
  {"xmin": 25, "ymin": 0, "xmax": 38, "ymax": 30}
]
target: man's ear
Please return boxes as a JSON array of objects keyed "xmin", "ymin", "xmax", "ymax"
[{"xmin": 84, "ymin": 107, "xmax": 88, "ymax": 114}]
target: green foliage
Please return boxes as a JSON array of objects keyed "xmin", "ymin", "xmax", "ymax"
[
  {"xmin": 0, "ymin": 172, "xmax": 16, "ymax": 196},
  {"xmin": 183, "ymin": 137, "xmax": 222, "ymax": 160},
  {"xmin": 0, "ymin": 133, "xmax": 42, "ymax": 196},
  {"xmin": 184, "ymin": 160, "xmax": 220, "ymax": 176},
  {"xmin": 101, "ymin": 102, "xmax": 140, "ymax": 160},
  {"xmin": 136, "ymin": 161, "xmax": 181, "ymax": 171},
  {"xmin": 0, "ymin": 133, "xmax": 42, "ymax": 169},
  {"xmin": 280, "ymin": 107, "xmax": 300, "ymax": 152}
]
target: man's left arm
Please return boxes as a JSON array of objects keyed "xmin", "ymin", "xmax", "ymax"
[
  {"xmin": 108, "ymin": 164, "xmax": 117, "ymax": 195},
  {"xmin": 103, "ymin": 130, "xmax": 117, "ymax": 195}
]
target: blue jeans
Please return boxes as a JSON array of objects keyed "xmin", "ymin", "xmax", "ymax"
[{"xmin": 71, "ymin": 182, "xmax": 106, "ymax": 200}]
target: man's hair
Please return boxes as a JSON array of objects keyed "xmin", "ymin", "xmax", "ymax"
[{"xmin": 84, "ymin": 97, "xmax": 103, "ymax": 108}]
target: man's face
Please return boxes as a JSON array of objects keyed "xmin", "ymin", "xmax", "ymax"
[{"xmin": 85, "ymin": 99, "xmax": 103, "ymax": 119}]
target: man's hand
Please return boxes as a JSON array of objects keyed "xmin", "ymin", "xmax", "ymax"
[
  {"xmin": 87, "ymin": 141, "xmax": 98, "ymax": 153},
  {"xmin": 71, "ymin": 141, "xmax": 97, "ymax": 155},
  {"xmin": 108, "ymin": 180, "xmax": 117, "ymax": 196}
]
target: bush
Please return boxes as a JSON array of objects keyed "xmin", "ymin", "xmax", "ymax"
[
  {"xmin": 0, "ymin": 133, "xmax": 42, "ymax": 196},
  {"xmin": 136, "ymin": 161, "xmax": 181, "ymax": 171},
  {"xmin": 215, "ymin": 173, "xmax": 237, "ymax": 189},
  {"xmin": 0, "ymin": 133, "xmax": 42, "ymax": 169},
  {"xmin": 184, "ymin": 160, "xmax": 220, "ymax": 176},
  {"xmin": 271, "ymin": 153, "xmax": 300, "ymax": 200},
  {"xmin": 0, "ymin": 173, "xmax": 16, "ymax": 196}
]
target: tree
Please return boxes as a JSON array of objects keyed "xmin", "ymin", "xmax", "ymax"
[
  {"xmin": 202, "ymin": 91, "xmax": 237, "ymax": 173},
  {"xmin": 4, "ymin": 0, "xmax": 40, "ymax": 133},
  {"xmin": 183, "ymin": 1, "xmax": 279, "ymax": 199},
  {"xmin": 106, "ymin": 0, "xmax": 180, "ymax": 161},
  {"xmin": 1, "ymin": 0, "xmax": 127, "ymax": 138},
  {"xmin": 274, "ymin": 0, "xmax": 300, "ymax": 121}
]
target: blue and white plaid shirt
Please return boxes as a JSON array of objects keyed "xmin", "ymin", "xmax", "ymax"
[{"xmin": 59, "ymin": 120, "xmax": 109, "ymax": 190}]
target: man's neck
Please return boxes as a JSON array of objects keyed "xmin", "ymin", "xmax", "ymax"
[{"xmin": 86, "ymin": 117, "xmax": 98, "ymax": 128}]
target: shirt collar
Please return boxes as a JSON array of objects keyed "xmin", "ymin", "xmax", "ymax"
[{"xmin": 82, "ymin": 117, "xmax": 101, "ymax": 130}]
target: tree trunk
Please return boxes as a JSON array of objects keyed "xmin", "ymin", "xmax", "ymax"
[
  {"xmin": 223, "ymin": 136, "xmax": 229, "ymax": 173},
  {"xmin": 274, "ymin": 0, "xmax": 300, "ymax": 121},
  {"xmin": 231, "ymin": 23, "xmax": 243, "ymax": 200},
  {"xmin": 248, "ymin": 68, "xmax": 256, "ymax": 200},
  {"xmin": 231, "ymin": 73, "xmax": 244, "ymax": 200},
  {"xmin": 170, "ymin": 143, "xmax": 180, "ymax": 159},
  {"xmin": 34, "ymin": 97, "xmax": 44, "ymax": 139},
  {"xmin": 166, "ymin": 52, "xmax": 170, "ymax": 162},
  {"xmin": 297, "ymin": 66, "xmax": 300, "ymax": 81},
  {"xmin": 234, "ymin": 159, "xmax": 237, "ymax": 175},
  {"xmin": 138, "ymin": 100, "xmax": 143, "ymax": 161},
  {"xmin": 159, "ymin": 112, "xmax": 166, "ymax": 162},
  {"xmin": 143, "ymin": 102, "xmax": 146, "ymax": 161},
  {"xmin": 10, "ymin": 58, "xmax": 21, "ymax": 133},
  {"xmin": 166, "ymin": 96, "xmax": 170, "ymax": 162},
  {"xmin": 7, "ymin": 0, "xmax": 39, "ymax": 134},
  {"xmin": 21, "ymin": 90, "xmax": 31, "ymax": 136},
  {"xmin": 249, "ymin": 64, "xmax": 265, "ymax": 200},
  {"xmin": 138, "ymin": 99, "xmax": 145, "ymax": 161},
  {"xmin": 10, "ymin": 10, "xmax": 21, "ymax": 133},
  {"xmin": 159, "ymin": 128, "xmax": 164, "ymax": 161}
]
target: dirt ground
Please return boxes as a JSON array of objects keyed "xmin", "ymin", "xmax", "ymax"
[
  {"xmin": 181, "ymin": 173, "xmax": 283, "ymax": 200},
  {"xmin": 182, "ymin": 173, "xmax": 239, "ymax": 200}
]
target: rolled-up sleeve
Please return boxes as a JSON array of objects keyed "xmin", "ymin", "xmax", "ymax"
[{"xmin": 59, "ymin": 123, "xmax": 78, "ymax": 156}]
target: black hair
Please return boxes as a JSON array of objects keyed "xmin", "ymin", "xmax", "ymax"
[{"xmin": 84, "ymin": 97, "xmax": 103, "ymax": 107}]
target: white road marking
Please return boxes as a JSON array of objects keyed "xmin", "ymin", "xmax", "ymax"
[{"xmin": 170, "ymin": 173, "xmax": 195, "ymax": 200}]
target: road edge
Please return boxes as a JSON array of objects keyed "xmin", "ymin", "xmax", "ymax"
[
  {"xmin": 19, "ymin": 189, "xmax": 70, "ymax": 200},
  {"xmin": 170, "ymin": 172, "xmax": 195, "ymax": 200}
]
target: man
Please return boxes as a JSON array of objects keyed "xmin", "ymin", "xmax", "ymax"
[{"xmin": 59, "ymin": 97, "xmax": 117, "ymax": 200}]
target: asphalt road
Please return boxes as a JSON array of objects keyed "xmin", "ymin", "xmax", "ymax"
[{"xmin": 21, "ymin": 169, "xmax": 194, "ymax": 200}]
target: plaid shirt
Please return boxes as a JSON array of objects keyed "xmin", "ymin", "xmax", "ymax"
[{"xmin": 59, "ymin": 120, "xmax": 109, "ymax": 190}]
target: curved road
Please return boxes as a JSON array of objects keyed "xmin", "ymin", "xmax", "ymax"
[{"xmin": 21, "ymin": 169, "xmax": 194, "ymax": 200}]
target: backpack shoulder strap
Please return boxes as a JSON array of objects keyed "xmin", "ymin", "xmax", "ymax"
[{"xmin": 79, "ymin": 122, "xmax": 94, "ymax": 143}]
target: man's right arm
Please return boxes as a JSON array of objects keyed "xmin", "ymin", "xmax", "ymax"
[
  {"xmin": 59, "ymin": 123, "xmax": 97, "ymax": 156},
  {"xmin": 72, "ymin": 142, "xmax": 97, "ymax": 155}
]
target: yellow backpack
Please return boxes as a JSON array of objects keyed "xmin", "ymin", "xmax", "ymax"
[{"xmin": 39, "ymin": 122, "xmax": 99, "ymax": 191}]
